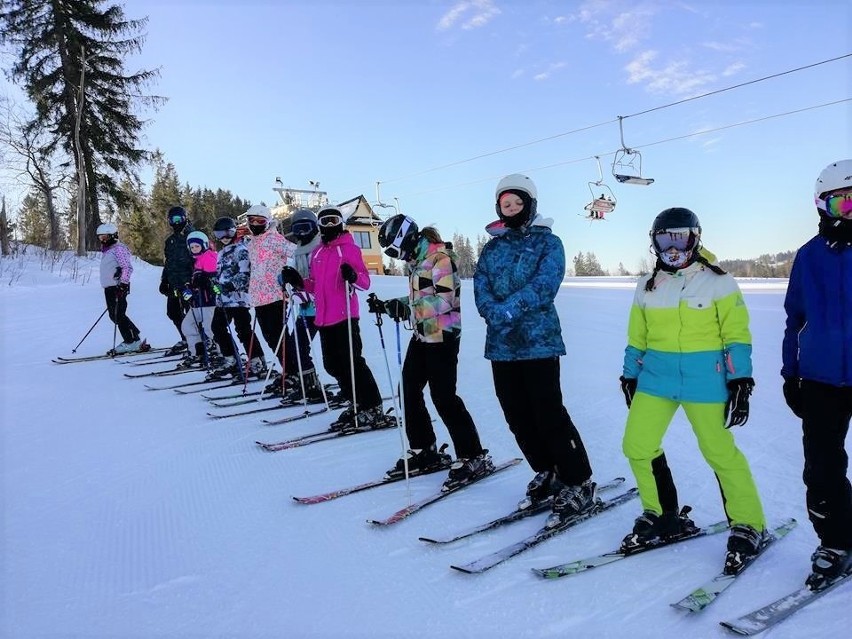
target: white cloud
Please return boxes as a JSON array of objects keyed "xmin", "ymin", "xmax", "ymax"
[
  {"xmin": 625, "ymin": 50, "xmax": 717, "ymax": 96},
  {"xmin": 570, "ymin": 1, "xmax": 657, "ymax": 52},
  {"xmin": 533, "ymin": 61, "xmax": 567, "ymax": 81},
  {"xmin": 436, "ymin": 0, "xmax": 501, "ymax": 32},
  {"xmin": 721, "ymin": 61, "xmax": 746, "ymax": 77}
]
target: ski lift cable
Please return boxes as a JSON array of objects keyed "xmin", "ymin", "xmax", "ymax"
[
  {"xmin": 371, "ymin": 53, "xmax": 851, "ymax": 189},
  {"xmin": 396, "ymin": 97, "xmax": 851, "ymax": 198}
]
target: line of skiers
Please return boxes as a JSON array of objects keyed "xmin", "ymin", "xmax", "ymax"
[{"xmin": 96, "ymin": 159, "xmax": 852, "ymax": 590}]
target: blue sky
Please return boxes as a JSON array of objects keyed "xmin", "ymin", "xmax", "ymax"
[{"xmin": 3, "ymin": 1, "xmax": 851, "ymax": 271}]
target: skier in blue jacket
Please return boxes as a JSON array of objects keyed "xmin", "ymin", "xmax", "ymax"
[
  {"xmin": 474, "ymin": 174, "xmax": 597, "ymax": 525},
  {"xmin": 782, "ymin": 158, "xmax": 852, "ymax": 589}
]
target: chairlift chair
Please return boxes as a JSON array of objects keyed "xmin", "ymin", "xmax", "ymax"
[
  {"xmin": 612, "ymin": 117, "xmax": 655, "ymax": 186},
  {"xmin": 583, "ymin": 156, "xmax": 617, "ymax": 221}
]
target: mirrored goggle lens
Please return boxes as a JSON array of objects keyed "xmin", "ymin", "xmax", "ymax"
[
  {"xmin": 825, "ymin": 193, "xmax": 852, "ymax": 219},
  {"xmin": 170, "ymin": 215, "xmax": 185, "ymax": 224},
  {"xmin": 291, "ymin": 221, "xmax": 316, "ymax": 235},
  {"xmin": 214, "ymin": 229, "xmax": 236, "ymax": 239},
  {"xmin": 318, "ymin": 214, "xmax": 342, "ymax": 227},
  {"xmin": 654, "ymin": 229, "xmax": 695, "ymax": 252},
  {"xmin": 247, "ymin": 216, "xmax": 268, "ymax": 225}
]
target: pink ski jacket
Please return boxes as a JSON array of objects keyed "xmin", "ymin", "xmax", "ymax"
[
  {"xmin": 304, "ymin": 232, "xmax": 370, "ymax": 327},
  {"xmin": 247, "ymin": 229, "xmax": 296, "ymax": 307}
]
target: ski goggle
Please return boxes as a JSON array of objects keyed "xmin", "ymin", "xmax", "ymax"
[
  {"xmin": 213, "ymin": 228, "xmax": 236, "ymax": 239},
  {"xmin": 652, "ymin": 228, "xmax": 698, "ymax": 252},
  {"xmin": 820, "ymin": 191, "xmax": 852, "ymax": 219},
  {"xmin": 247, "ymin": 216, "xmax": 268, "ymax": 226},
  {"xmin": 169, "ymin": 214, "xmax": 186, "ymax": 225},
  {"xmin": 291, "ymin": 220, "xmax": 317, "ymax": 236},
  {"xmin": 383, "ymin": 217, "xmax": 415, "ymax": 260},
  {"xmin": 318, "ymin": 214, "xmax": 343, "ymax": 228}
]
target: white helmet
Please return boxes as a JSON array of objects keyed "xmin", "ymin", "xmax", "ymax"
[
  {"xmin": 186, "ymin": 230, "xmax": 209, "ymax": 251},
  {"xmin": 96, "ymin": 222, "xmax": 118, "ymax": 235},
  {"xmin": 495, "ymin": 174, "xmax": 538, "ymax": 201},
  {"xmin": 815, "ymin": 160, "xmax": 852, "ymax": 210},
  {"xmin": 244, "ymin": 204, "xmax": 273, "ymax": 221}
]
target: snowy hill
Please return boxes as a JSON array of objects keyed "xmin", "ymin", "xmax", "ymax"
[{"xmin": 1, "ymin": 247, "xmax": 845, "ymax": 638}]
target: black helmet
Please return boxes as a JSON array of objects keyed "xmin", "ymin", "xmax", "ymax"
[
  {"xmin": 650, "ymin": 208, "xmax": 701, "ymax": 268},
  {"xmin": 378, "ymin": 214, "xmax": 420, "ymax": 260},
  {"xmin": 213, "ymin": 216, "xmax": 237, "ymax": 240},
  {"xmin": 167, "ymin": 206, "xmax": 187, "ymax": 225}
]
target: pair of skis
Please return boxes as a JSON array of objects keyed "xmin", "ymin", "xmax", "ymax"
[
  {"xmin": 52, "ymin": 346, "xmax": 169, "ymax": 364},
  {"xmin": 256, "ymin": 409, "xmax": 399, "ymax": 450}
]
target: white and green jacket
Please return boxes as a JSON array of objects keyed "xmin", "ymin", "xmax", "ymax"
[{"xmin": 623, "ymin": 250, "xmax": 753, "ymax": 404}]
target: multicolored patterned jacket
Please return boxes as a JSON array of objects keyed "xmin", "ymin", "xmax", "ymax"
[
  {"xmin": 474, "ymin": 217, "xmax": 566, "ymax": 361},
  {"xmin": 623, "ymin": 249, "xmax": 753, "ymax": 403},
  {"xmin": 216, "ymin": 239, "xmax": 251, "ymax": 308},
  {"xmin": 247, "ymin": 228, "xmax": 295, "ymax": 307},
  {"xmin": 304, "ymin": 232, "xmax": 370, "ymax": 327},
  {"xmin": 393, "ymin": 238, "xmax": 462, "ymax": 343},
  {"xmin": 99, "ymin": 241, "xmax": 133, "ymax": 287}
]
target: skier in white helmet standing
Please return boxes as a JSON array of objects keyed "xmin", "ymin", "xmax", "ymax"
[
  {"xmin": 97, "ymin": 222, "xmax": 146, "ymax": 354},
  {"xmin": 783, "ymin": 159, "xmax": 852, "ymax": 589}
]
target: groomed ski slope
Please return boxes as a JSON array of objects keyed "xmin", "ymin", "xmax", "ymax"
[{"xmin": 1, "ymin": 247, "xmax": 844, "ymax": 638}]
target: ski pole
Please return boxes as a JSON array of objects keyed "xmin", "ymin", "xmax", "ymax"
[
  {"xmin": 345, "ymin": 281, "xmax": 359, "ymax": 426},
  {"xmin": 286, "ymin": 285, "xmax": 309, "ymax": 406},
  {"xmin": 368, "ymin": 293, "xmax": 411, "ymax": 495},
  {"xmin": 242, "ymin": 311, "xmax": 259, "ymax": 393},
  {"xmin": 71, "ymin": 308, "xmax": 109, "ymax": 353}
]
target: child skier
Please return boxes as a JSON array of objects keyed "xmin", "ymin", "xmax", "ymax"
[
  {"xmin": 97, "ymin": 223, "xmax": 145, "ymax": 354},
  {"xmin": 159, "ymin": 206, "xmax": 194, "ymax": 355},
  {"xmin": 178, "ymin": 231, "xmax": 219, "ymax": 368},
  {"xmin": 619, "ymin": 206, "xmax": 766, "ymax": 575},
  {"xmin": 782, "ymin": 159, "xmax": 852, "ymax": 589},
  {"xmin": 371, "ymin": 214, "xmax": 489, "ymax": 490},
  {"xmin": 474, "ymin": 174, "xmax": 597, "ymax": 522}
]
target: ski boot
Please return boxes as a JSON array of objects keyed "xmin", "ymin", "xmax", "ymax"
[
  {"xmin": 166, "ymin": 340, "xmax": 188, "ymax": 356},
  {"xmin": 545, "ymin": 479, "xmax": 598, "ymax": 528},
  {"xmin": 724, "ymin": 524, "xmax": 767, "ymax": 575},
  {"xmin": 442, "ymin": 451, "xmax": 494, "ymax": 491},
  {"xmin": 347, "ymin": 405, "xmax": 389, "ymax": 432},
  {"xmin": 518, "ymin": 470, "xmax": 566, "ymax": 511},
  {"xmin": 281, "ymin": 369, "xmax": 324, "ymax": 405},
  {"xmin": 113, "ymin": 339, "xmax": 144, "ymax": 355},
  {"xmin": 806, "ymin": 546, "xmax": 852, "ymax": 590},
  {"xmin": 620, "ymin": 506, "xmax": 698, "ymax": 553},
  {"xmin": 385, "ymin": 444, "xmax": 452, "ymax": 480},
  {"xmin": 206, "ymin": 355, "xmax": 238, "ymax": 381},
  {"xmin": 248, "ymin": 357, "xmax": 268, "ymax": 380},
  {"xmin": 329, "ymin": 403, "xmax": 355, "ymax": 431}
]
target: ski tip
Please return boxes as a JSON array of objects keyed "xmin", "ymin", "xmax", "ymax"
[
  {"xmin": 670, "ymin": 601, "xmax": 699, "ymax": 613},
  {"xmin": 718, "ymin": 621, "xmax": 752, "ymax": 636},
  {"xmin": 417, "ymin": 536, "xmax": 440, "ymax": 544},
  {"xmin": 449, "ymin": 564, "xmax": 475, "ymax": 574}
]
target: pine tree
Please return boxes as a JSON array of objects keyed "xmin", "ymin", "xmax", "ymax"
[
  {"xmin": 17, "ymin": 192, "xmax": 51, "ymax": 247},
  {"xmin": 1, "ymin": 0, "xmax": 162, "ymax": 251}
]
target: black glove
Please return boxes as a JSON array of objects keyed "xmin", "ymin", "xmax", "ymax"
[
  {"xmin": 340, "ymin": 263, "xmax": 357, "ymax": 284},
  {"xmin": 725, "ymin": 377, "xmax": 755, "ymax": 428},
  {"xmin": 367, "ymin": 295, "xmax": 386, "ymax": 315},
  {"xmin": 385, "ymin": 299, "xmax": 411, "ymax": 322},
  {"xmin": 619, "ymin": 376, "xmax": 637, "ymax": 408},
  {"xmin": 159, "ymin": 280, "xmax": 170, "ymax": 296},
  {"xmin": 280, "ymin": 266, "xmax": 304, "ymax": 290},
  {"xmin": 116, "ymin": 282, "xmax": 130, "ymax": 298},
  {"xmin": 782, "ymin": 377, "xmax": 803, "ymax": 418}
]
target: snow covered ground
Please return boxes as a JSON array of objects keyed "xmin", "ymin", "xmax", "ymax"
[{"xmin": 1, "ymin": 245, "xmax": 847, "ymax": 638}]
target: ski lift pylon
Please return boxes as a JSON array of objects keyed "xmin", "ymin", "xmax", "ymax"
[
  {"xmin": 612, "ymin": 116, "xmax": 655, "ymax": 186},
  {"xmin": 583, "ymin": 156, "xmax": 616, "ymax": 221}
]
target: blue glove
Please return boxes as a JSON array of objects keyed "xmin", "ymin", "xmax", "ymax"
[{"xmin": 181, "ymin": 287, "xmax": 193, "ymax": 301}]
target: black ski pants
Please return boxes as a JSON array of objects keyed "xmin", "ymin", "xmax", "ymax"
[
  {"xmin": 801, "ymin": 380, "xmax": 852, "ymax": 550},
  {"xmin": 318, "ymin": 318, "xmax": 381, "ymax": 409},
  {"xmin": 402, "ymin": 336, "xmax": 483, "ymax": 460},
  {"xmin": 491, "ymin": 357, "xmax": 592, "ymax": 486},
  {"xmin": 211, "ymin": 307, "xmax": 259, "ymax": 359},
  {"xmin": 254, "ymin": 300, "xmax": 310, "ymax": 374},
  {"xmin": 104, "ymin": 286, "xmax": 140, "ymax": 343},
  {"xmin": 166, "ymin": 292, "xmax": 190, "ymax": 340}
]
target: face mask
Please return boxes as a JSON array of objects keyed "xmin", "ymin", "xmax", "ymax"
[
  {"xmin": 170, "ymin": 221, "xmax": 187, "ymax": 234},
  {"xmin": 249, "ymin": 224, "xmax": 267, "ymax": 236}
]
